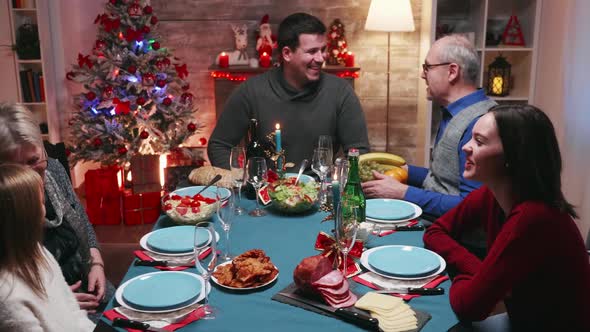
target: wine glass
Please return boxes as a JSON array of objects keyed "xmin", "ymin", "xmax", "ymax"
[
  {"xmin": 317, "ymin": 135, "xmax": 334, "ymax": 164},
  {"xmin": 230, "ymin": 146, "xmax": 247, "ymax": 215},
  {"xmin": 335, "ymin": 202, "xmax": 359, "ymax": 279},
  {"xmin": 194, "ymin": 222, "xmax": 218, "ymax": 319},
  {"xmin": 247, "ymin": 157, "xmax": 268, "ymax": 217},
  {"xmin": 311, "ymin": 148, "xmax": 331, "ymax": 204},
  {"xmin": 217, "ymin": 187, "xmax": 235, "ymax": 261}
]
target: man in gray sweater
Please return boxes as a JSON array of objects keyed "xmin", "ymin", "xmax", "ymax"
[
  {"xmin": 208, "ymin": 13, "xmax": 370, "ymax": 171},
  {"xmin": 363, "ymin": 35, "xmax": 496, "ymax": 226}
]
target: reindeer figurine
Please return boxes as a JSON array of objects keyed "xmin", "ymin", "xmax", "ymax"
[{"xmin": 219, "ymin": 24, "xmax": 250, "ymax": 66}]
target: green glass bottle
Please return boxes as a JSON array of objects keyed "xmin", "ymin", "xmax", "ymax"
[{"xmin": 342, "ymin": 148, "xmax": 366, "ymax": 222}]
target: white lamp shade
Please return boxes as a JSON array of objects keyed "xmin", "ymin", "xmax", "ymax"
[{"xmin": 365, "ymin": 0, "xmax": 416, "ymax": 32}]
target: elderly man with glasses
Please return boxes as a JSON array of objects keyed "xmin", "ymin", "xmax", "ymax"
[{"xmin": 363, "ymin": 35, "xmax": 496, "ymax": 231}]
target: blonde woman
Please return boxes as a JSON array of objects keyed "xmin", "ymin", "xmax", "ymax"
[
  {"xmin": 0, "ymin": 102, "xmax": 114, "ymax": 320},
  {"xmin": 0, "ymin": 164, "xmax": 95, "ymax": 331}
]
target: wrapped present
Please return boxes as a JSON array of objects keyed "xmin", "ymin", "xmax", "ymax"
[
  {"xmin": 84, "ymin": 166, "xmax": 123, "ymax": 225},
  {"xmin": 130, "ymin": 154, "xmax": 161, "ymax": 194},
  {"xmin": 123, "ymin": 190, "xmax": 161, "ymax": 225}
]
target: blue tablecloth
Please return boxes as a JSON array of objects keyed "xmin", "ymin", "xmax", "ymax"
[{"xmin": 102, "ymin": 199, "xmax": 459, "ymax": 331}]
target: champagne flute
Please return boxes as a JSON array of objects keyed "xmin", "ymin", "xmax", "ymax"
[
  {"xmin": 311, "ymin": 148, "xmax": 331, "ymax": 204},
  {"xmin": 335, "ymin": 202, "xmax": 359, "ymax": 279},
  {"xmin": 217, "ymin": 187, "xmax": 235, "ymax": 261},
  {"xmin": 194, "ymin": 222, "xmax": 218, "ymax": 319},
  {"xmin": 247, "ymin": 157, "xmax": 268, "ymax": 217},
  {"xmin": 230, "ymin": 146, "xmax": 247, "ymax": 215},
  {"xmin": 317, "ymin": 135, "xmax": 334, "ymax": 164}
]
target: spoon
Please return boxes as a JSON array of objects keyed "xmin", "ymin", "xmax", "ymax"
[
  {"xmin": 195, "ymin": 174, "xmax": 223, "ymax": 196},
  {"xmin": 294, "ymin": 159, "xmax": 309, "ymax": 185}
]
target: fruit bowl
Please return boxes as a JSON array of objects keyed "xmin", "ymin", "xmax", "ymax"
[
  {"xmin": 162, "ymin": 186, "xmax": 231, "ymax": 224},
  {"xmin": 267, "ymin": 173, "xmax": 319, "ymax": 214}
]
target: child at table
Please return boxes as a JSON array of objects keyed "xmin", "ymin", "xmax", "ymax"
[
  {"xmin": 423, "ymin": 104, "xmax": 590, "ymax": 331},
  {"xmin": 0, "ymin": 164, "xmax": 95, "ymax": 331}
]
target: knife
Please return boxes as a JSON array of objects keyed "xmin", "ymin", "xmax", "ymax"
[
  {"xmin": 112, "ymin": 317, "xmax": 167, "ymax": 332},
  {"xmin": 279, "ymin": 291, "xmax": 380, "ymax": 331},
  {"xmin": 134, "ymin": 259, "xmax": 192, "ymax": 267},
  {"xmin": 392, "ymin": 224, "xmax": 424, "ymax": 231},
  {"xmin": 373, "ymin": 287, "xmax": 444, "ymax": 295}
]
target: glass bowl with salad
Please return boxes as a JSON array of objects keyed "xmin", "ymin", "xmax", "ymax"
[{"xmin": 268, "ymin": 173, "xmax": 319, "ymax": 214}]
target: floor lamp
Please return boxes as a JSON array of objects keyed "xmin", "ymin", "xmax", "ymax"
[{"xmin": 365, "ymin": 0, "xmax": 415, "ymax": 152}]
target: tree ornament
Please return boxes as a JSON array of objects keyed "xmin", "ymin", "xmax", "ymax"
[
  {"xmin": 95, "ymin": 40, "xmax": 106, "ymax": 51},
  {"xmin": 155, "ymin": 60, "xmax": 164, "ymax": 71},
  {"xmin": 182, "ymin": 84, "xmax": 190, "ymax": 91},
  {"xmin": 118, "ymin": 146, "xmax": 128, "ymax": 155},
  {"xmin": 174, "ymin": 64, "xmax": 188, "ymax": 79},
  {"xmin": 156, "ymin": 79, "xmax": 167, "ymax": 88},
  {"xmin": 256, "ymin": 14, "xmax": 277, "ymax": 58},
  {"xmin": 142, "ymin": 73, "xmax": 155, "ymax": 86},
  {"xmin": 150, "ymin": 16, "xmax": 158, "ymax": 25},
  {"xmin": 102, "ymin": 86, "xmax": 114, "ymax": 99},
  {"xmin": 127, "ymin": 65, "xmax": 137, "ymax": 74},
  {"xmin": 199, "ymin": 137, "xmax": 207, "ymax": 145},
  {"xmin": 187, "ymin": 123, "xmax": 197, "ymax": 132},
  {"xmin": 180, "ymin": 92, "xmax": 193, "ymax": 103},
  {"xmin": 162, "ymin": 57, "xmax": 171, "ymax": 68},
  {"xmin": 143, "ymin": 5, "xmax": 153, "ymax": 14},
  {"xmin": 127, "ymin": 3, "xmax": 142, "ymax": 17},
  {"xmin": 162, "ymin": 97, "xmax": 172, "ymax": 106},
  {"xmin": 93, "ymin": 138, "xmax": 103, "ymax": 147},
  {"xmin": 136, "ymin": 96, "xmax": 146, "ymax": 105},
  {"xmin": 142, "ymin": 26, "xmax": 150, "ymax": 34},
  {"xmin": 86, "ymin": 91, "xmax": 97, "ymax": 100},
  {"xmin": 109, "ymin": 0, "xmax": 117, "ymax": 5},
  {"xmin": 152, "ymin": 42, "xmax": 161, "ymax": 50},
  {"xmin": 140, "ymin": 130, "xmax": 149, "ymax": 139},
  {"xmin": 113, "ymin": 98, "xmax": 131, "ymax": 115}
]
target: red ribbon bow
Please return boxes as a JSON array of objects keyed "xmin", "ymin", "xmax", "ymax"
[
  {"xmin": 77, "ymin": 53, "xmax": 93, "ymax": 69},
  {"xmin": 125, "ymin": 28, "xmax": 143, "ymax": 42},
  {"xmin": 113, "ymin": 98, "xmax": 130, "ymax": 115},
  {"xmin": 314, "ymin": 231, "xmax": 363, "ymax": 278},
  {"xmin": 175, "ymin": 64, "xmax": 188, "ymax": 79}
]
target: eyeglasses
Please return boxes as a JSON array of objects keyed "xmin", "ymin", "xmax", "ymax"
[
  {"xmin": 422, "ymin": 62, "xmax": 451, "ymax": 73},
  {"xmin": 26, "ymin": 158, "xmax": 48, "ymax": 170}
]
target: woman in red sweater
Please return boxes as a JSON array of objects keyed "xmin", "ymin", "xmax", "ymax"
[{"xmin": 423, "ymin": 104, "xmax": 590, "ymax": 331}]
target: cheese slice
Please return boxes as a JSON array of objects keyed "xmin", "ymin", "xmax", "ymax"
[
  {"xmin": 370, "ymin": 304, "xmax": 413, "ymax": 318},
  {"xmin": 355, "ymin": 292, "xmax": 404, "ymax": 311},
  {"xmin": 372, "ymin": 312, "xmax": 417, "ymax": 327}
]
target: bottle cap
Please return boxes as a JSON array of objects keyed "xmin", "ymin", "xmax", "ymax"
[{"xmin": 348, "ymin": 148, "xmax": 359, "ymax": 157}]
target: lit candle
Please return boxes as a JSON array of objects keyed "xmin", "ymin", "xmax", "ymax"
[
  {"xmin": 492, "ymin": 76, "xmax": 503, "ymax": 95},
  {"xmin": 344, "ymin": 51, "xmax": 355, "ymax": 67},
  {"xmin": 275, "ymin": 123, "xmax": 282, "ymax": 171},
  {"xmin": 260, "ymin": 52, "xmax": 271, "ymax": 68},
  {"xmin": 332, "ymin": 172, "xmax": 340, "ymax": 213},
  {"xmin": 218, "ymin": 52, "xmax": 229, "ymax": 68}
]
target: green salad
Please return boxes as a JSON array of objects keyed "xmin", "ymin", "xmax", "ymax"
[{"xmin": 268, "ymin": 178, "xmax": 319, "ymax": 213}]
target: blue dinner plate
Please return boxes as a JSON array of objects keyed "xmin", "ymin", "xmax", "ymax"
[
  {"xmin": 122, "ymin": 272, "xmax": 202, "ymax": 311},
  {"xmin": 366, "ymin": 199, "xmax": 416, "ymax": 220},
  {"xmin": 147, "ymin": 226, "xmax": 209, "ymax": 254},
  {"xmin": 368, "ymin": 246, "xmax": 441, "ymax": 278}
]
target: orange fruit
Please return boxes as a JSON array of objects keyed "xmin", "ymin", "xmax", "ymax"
[{"xmin": 384, "ymin": 166, "xmax": 408, "ymax": 184}]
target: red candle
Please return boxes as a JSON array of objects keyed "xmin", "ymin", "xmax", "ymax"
[
  {"xmin": 218, "ymin": 52, "xmax": 229, "ymax": 68},
  {"xmin": 344, "ymin": 51, "xmax": 355, "ymax": 67},
  {"xmin": 260, "ymin": 52, "xmax": 271, "ymax": 68}
]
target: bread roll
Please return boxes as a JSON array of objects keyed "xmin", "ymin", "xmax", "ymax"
[{"xmin": 188, "ymin": 166, "xmax": 234, "ymax": 188}]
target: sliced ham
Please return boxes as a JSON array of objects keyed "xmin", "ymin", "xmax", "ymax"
[
  {"xmin": 312, "ymin": 270, "xmax": 344, "ymax": 289},
  {"xmin": 324, "ymin": 290, "xmax": 358, "ymax": 308}
]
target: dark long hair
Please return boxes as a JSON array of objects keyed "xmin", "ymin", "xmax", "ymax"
[
  {"xmin": 0, "ymin": 164, "xmax": 48, "ymax": 297},
  {"xmin": 490, "ymin": 104, "xmax": 577, "ymax": 218},
  {"xmin": 278, "ymin": 13, "xmax": 326, "ymax": 52}
]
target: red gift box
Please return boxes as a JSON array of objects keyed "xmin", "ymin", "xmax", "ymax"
[
  {"xmin": 123, "ymin": 190, "xmax": 161, "ymax": 225},
  {"xmin": 84, "ymin": 166, "xmax": 122, "ymax": 225}
]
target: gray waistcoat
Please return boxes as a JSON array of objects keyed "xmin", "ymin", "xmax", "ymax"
[{"xmin": 423, "ymin": 99, "xmax": 497, "ymax": 195}]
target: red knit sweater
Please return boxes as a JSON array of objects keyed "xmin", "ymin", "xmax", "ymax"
[{"xmin": 423, "ymin": 186, "xmax": 590, "ymax": 331}]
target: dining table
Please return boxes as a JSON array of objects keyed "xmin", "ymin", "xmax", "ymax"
[{"xmin": 100, "ymin": 198, "xmax": 460, "ymax": 332}]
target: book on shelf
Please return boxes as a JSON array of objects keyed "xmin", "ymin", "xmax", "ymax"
[
  {"xmin": 39, "ymin": 74, "xmax": 45, "ymax": 101},
  {"xmin": 12, "ymin": 0, "xmax": 34, "ymax": 9},
  {"xmin": 26, "ymin": 70, "xmax": 35, "ymax": 102},
  {"xmin": 19, "ymin": 70, "xmax": 32, "ymax": 102},
  {"xmin": 32, "ymin": 71, "xmax": 41, "ymax": 102}
]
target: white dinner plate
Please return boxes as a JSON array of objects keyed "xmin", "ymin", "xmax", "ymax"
[
  {"xmin": 210, "ymin": 261, "xmax": 279, "ymax": 291},
  {"xmin": 360, "ymin": 245, "xmax": 446, "ymax": 280},
  {"xmin": 140, "ymin": 228, "xmax": 220, "ymax": 257},
  {"xmin": 366, "ymin": 200, "xmax": 422, "ymax": 224},
  {"xmin": 115, "ymin": 271, "xmax": 210, "ymax": 313}
]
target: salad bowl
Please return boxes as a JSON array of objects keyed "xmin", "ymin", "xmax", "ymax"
[{"xmin": 267, "ymin": 173, "xmax": 319, "ymax": 214}]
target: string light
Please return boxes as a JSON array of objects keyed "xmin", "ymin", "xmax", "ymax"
[{"xmin": 210, "ymin": 71, "xmax": 247, "ymax": 81}]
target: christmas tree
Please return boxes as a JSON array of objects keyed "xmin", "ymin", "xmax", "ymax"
[
  {"xmin": 66, "ymin": 0, "xmax": 199, "ymax": 167},
  {"xmin": 326, "ymin": 19, "xmax": 348, "ymax": 66}
]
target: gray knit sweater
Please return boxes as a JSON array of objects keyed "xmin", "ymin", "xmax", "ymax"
[{"xmin": 208, "ymin": 67, "xmax": 370, "ymax": 171}]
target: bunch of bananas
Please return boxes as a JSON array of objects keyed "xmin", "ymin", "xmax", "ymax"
[{"xmin": 358, "ymin": 152, "xmax": 408, "ymax": 183}]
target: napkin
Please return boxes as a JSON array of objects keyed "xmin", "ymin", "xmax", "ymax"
[
  {"xmin": 353, "ymin": 272, "xmax": 449, "ymax": 301},
  {"xmin": 377, "ymin": 220, "xmax": 419, "ymax": 237},
  {"xmin": 103, "ymin": 304, "xmax": 205, "ymax": 331},
  {"xmin": 133, "ymin": 247, "xmax": 211, "ymax": 271}
]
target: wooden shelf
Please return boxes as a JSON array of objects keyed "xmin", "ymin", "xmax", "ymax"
[
  {"xmin": 17, "ymin": 59, "xmax": 42, "ymax": 64},
  {"xmin": 208, "ymin": 64, "xmax": 360, "ymax": 74}
]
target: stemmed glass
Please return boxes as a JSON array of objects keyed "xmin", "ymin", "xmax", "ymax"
[
  {"xmin": 311, "ymin": 148, "xmax": 331, "ymax": 204},
  {"xmin": 317, "ymin": 135, "xmax": 334, "ymax": 164},
  {"xmin": 217, "ymin": 187, "xmax": 235, "ymax": 261},
  {"xmin": 194, "ymin": 222, "xmax": 218, "ymax": 319},
  {"xmin": 335, "ymin": 202, "xmax": 359, "ymax": 279},
  {"xmin": 230, "ymin": 146, "xmax": 247, "ymax": 215},
  {"xmin": 247, "ymin": 157, "xmax": 268, "ymax": 217}
]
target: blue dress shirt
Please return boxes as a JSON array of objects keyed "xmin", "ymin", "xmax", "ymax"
[{"xmin": 404, "ymin": 89, "xmax": 487, "ymax": 217}]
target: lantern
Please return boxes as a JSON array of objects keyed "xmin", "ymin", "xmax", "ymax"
[{"xmin": 487, "ymin": 55, "xmax": 511, "ymax": 97}]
